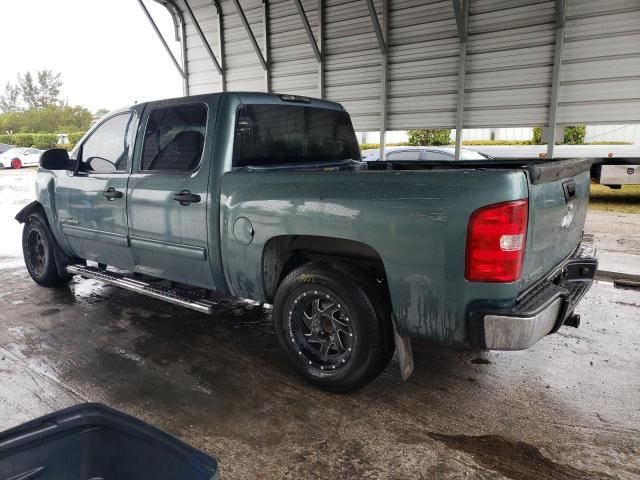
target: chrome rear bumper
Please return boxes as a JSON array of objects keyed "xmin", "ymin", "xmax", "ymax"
[{"xmin": 469, "ymin": 242, "xmax": 597, "ymax": 350}]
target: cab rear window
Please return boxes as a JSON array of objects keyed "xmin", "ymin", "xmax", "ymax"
[{"xmin": 232, "ymin": 104, "xmax": 360, "ymax": 168}]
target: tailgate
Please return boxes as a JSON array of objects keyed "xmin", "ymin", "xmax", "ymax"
[{"xmin": 520, "ymin": 159, "xmax": 592, "ymax": 290}]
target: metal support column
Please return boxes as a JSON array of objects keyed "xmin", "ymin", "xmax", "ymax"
[
  {"xmin": 263, "ymin": 0, "xmax": 270, "ymax": 92},
  {"xmin": 547, "ymin": 0, "xmax": 566, "ymax": 159},
  {"xmin": 453, "ymin": 0, "xmax": 469, "ymax": 161},
  {"xmin": 137, "ymin": 0, "xmax": 187, "ymax": 87},
  {"xmin": 214, "ymin": 1, "xmax": 226, "ymax": 91},
  {"xmin": 179, "ymin": 14, "xmax": 189, "ymax": 95},
  {"xmin": 366, "ymin": 0, "xmax": 388, "ymax": 159},
  {"xmin": 184, "ymin": 0, "xmax": 224, "ymax": 79},
  {"xmin": 318, "ymin": 0, "xmax": 324, "ymax": 98}
]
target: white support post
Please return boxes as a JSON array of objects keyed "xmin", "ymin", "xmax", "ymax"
[
  {"xmin": 547, "ymin": 0, "xmax": 566, "ymax": 159},
  {"xmin": 380, "ymin": 0, "xmax": 389, "ymax": 158},
  {"xmin": 453, "ymin": 0, "xmax": 469, "ymax": 161},
  {"xmin": 214, "ymin": 1, "xmax": 226, "ymax": 91},
  {"xmin": 318, "ymin": 0, "xmax": 324, "ymax": 98},
  {"xmin": 263, "ymin": 0, "xmax": 270, "ymax": 92},
  {"xmin": 365, "ymin": 0, "xmax": 388, "ymax": 159}
]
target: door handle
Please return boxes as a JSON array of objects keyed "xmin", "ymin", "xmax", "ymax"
[
  {"xmin": 103, "ymin": 187, "xmax": 123, "ymax": 200},
  {"xmin": 173, "ymin": 190, "xmax": 201, "ymax": 206}
]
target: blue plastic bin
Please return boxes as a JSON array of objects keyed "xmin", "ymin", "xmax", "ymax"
[{"xmin": 0, "ymin": 403, "xmax": 218, "ymax": 480}]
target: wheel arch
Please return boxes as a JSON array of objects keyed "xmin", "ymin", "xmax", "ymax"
[
  {"xmin": 261, "ymin": 235, "xmax": 390, "ymax": 303},
  {"xmin": 15, "ymin": 200, "xmax": 46, "ymax": 224},
  {"xmin": 16, "ymin": 201, "xmax": 77, "ymax": 278}
]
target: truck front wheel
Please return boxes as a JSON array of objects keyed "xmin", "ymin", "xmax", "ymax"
[
  {"xmin": 22, "ymin": 213, "xmax": 71, "ymax": 287},
  {"xmin": 273, "ymin": 262, "xmax": 393, "ymax": 392}
]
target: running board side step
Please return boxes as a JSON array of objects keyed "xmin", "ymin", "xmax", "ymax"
[{"xmin": 66, "ymin": 265, "xmax": 216, "ymax": 314}]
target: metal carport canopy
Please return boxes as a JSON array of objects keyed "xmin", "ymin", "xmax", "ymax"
[{"xmin": 144, "ymin": 0, "xmax": 640, "ymax": 157}]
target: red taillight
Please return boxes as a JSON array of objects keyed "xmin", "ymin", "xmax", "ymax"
[{"xmin": 465, "ymin": 199, "xmax": 529, "ymax": 283}]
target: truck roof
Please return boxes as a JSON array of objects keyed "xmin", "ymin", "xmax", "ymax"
[{"xmin": 124, "ymin": 91, "xmax": 345, "ymax": 113}]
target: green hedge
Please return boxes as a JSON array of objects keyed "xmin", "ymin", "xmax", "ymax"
[
  {"xmin": 0, "ymin": 133, "xmax": 58, "ymax": 149},
  {"xmin": 533, "ymin": 125, "xmax": 586, "ymax": 144},
  {"xmin": 0, "ymin": 132, "xmax": 86, "ymax": 150},
  {"xmin": 564, "ymin": 125, "xmax": 586, "ymax": 144},
  {"xmin": 407, "ymin": 129, "xmax": 451, "ymax": 146},
  {"xmin": 532, "ymin": 127, "xmax": 543, "ymax": 144},
  {"xmin": 68, "ymin": 132, "xmax": 85, "ymax": 145}
]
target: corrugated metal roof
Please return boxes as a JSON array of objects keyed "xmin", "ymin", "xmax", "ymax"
[{"xmin": 152, "ymin": 0, "xmax": 640, "ymax": 130}]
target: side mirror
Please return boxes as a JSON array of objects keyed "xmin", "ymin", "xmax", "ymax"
[{"xmin": 40, "ymin": 148, "xmax": 70, "ymax": 170}]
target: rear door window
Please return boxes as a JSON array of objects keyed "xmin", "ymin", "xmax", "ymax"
[
  {"xmin": 232, "ymin": 104, "xmax": 360, "ymax": 167},
  {"xmin": 141, "ymin": 104, "xmax": 207, "ymax": 172}
]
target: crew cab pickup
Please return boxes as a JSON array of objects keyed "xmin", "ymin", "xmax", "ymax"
[{"xmin": 16, "ymin": 92, "xmax": 597, "ymax": 392}]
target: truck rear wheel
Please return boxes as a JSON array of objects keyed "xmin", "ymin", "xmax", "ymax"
[
  {"xmin": 273, "ymin": 262, "xmax": 393, "ymax": 392},
  {"xmin": 22, "ymin": 213, "xmax": 71, "ymax": 287}
]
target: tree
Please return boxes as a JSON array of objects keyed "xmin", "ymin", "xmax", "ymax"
[
  {"xmin": 563, "ymin": 125, "xmax": 586, "ymax": 144},
  {"xmin": 18, "ymin": 70, "xmax": 62, "ymax": 109},
  {"xmin": 0, "ymin": 104, "xmax": 92, "ymax": 135},
  {"xmin": 18, "ymin": 73, "xmax": 38, "ymax": 109},
  {"xmin": 94, "ymin": 108, "xmax": 110, "ymax": 117},
  {"xmin": 0, "ymin": 82, "xmax": 21, "ymax": 113},
  {"xmin": 407, "ymin": 129, "xmax": 451, "ymax": 146},
  {"xmin": 35, "ymin": 70, "xmax": 62, "ymax": 108}
]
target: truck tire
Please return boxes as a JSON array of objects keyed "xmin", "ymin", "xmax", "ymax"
[
  {"xmin": 273, "ymin": 262, "xmax": 393, "ymax": 392},
  {"xmin": 22, "ymin": 212, "xmax": 71, "ymax": 287}
]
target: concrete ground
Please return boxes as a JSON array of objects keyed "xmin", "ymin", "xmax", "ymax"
[
  {"xmin": 585, "ymin": 210, "xmax": 640, "ymax": 281},
  {"xmin": 1, "ymin": 168, "xmax": 639, "ymax": 479}
]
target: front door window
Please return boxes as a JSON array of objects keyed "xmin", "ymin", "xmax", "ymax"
[{"xmin": 79, "ymin": 113, "xmax": 135, "ymax": 174}]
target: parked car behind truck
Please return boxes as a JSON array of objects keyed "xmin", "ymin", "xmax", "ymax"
[{"xmin": 16, "ymin": 92, "xmax": 597, "ymax": 392}]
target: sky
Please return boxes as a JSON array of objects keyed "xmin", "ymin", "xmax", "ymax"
[{"xmin": 0, "ymin": 0, "xmax": 183, "ymax": 112}]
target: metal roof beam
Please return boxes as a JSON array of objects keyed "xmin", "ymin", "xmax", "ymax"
[
  {"xmin": 231, "ymin": 0, "xmax": 268, "ymax": 71},
  {"xmin": 137, "ymin": 0, "xmax": 186, "ymax": 80},
  {"xmin": 452, "ymin": 0, "xmax": 467, "ymax": 42},
  {"xmin": 293, "ymin": 0, "xmax": 321, "ymax": 63},
  {"xmin": 366, "ymin": 0, "xmax": 387, "ymax": 55},
  {"xmin": 184, "ymin": 0, "xmax": 223, "ymax": 76},
  {"xmin": 546, "ymin": 0, "xmax": 566, "ymax": 159}
]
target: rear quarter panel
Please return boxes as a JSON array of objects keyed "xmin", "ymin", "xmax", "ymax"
[{"xmin": 220, "ymin": 168, "xmax": 529, "ymax": 345}]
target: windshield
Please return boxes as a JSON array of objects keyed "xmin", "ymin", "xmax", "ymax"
[{"xmin": 232, "ymin": 104, "xmax": 360, "ymax": 168}]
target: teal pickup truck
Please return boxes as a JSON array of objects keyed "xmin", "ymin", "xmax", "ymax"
[{"xmin": 16, "ymin": 92, "xmax": 597, "ymax": 392}]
